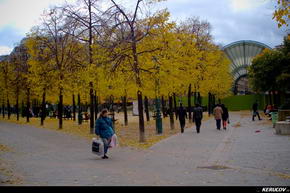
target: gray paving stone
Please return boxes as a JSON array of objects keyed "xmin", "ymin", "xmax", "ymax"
[{"xmin": 0, "ymin": 112, "xmax": 289, "ymax": 186}]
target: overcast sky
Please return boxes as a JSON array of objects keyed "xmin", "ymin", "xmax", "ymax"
[{"xmin": 0, "ymin": 0, "xmax": 288, "ymax": 55}]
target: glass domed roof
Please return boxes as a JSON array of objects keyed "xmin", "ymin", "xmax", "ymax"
[{"xmin": 222, "ymin": 40, "xmax": 271, "ymax": 82}]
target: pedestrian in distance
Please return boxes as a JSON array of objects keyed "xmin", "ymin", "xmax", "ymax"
[
  {"xmin": 213, "ymin": 104, "xmax": 223, "ymax": 130},
  {"xmin": 252, "ymin": 100, "xmax": 262, "ymax": 121},
  {"xmin": 221, "ymin": 104, "xmax": 229, "ymax": 130},
  {"xmin": 95, "ymin": 108, "xmax": 115, "ymax": 159},
  {"xmin": 177, "ymin": 103, "xmax": 187, "ymax": 133},
  {"xmin": 192, "ymin": 103, "xmax": 203, "ymax": 133}
]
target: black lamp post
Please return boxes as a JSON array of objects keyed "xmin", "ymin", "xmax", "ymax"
[{"xmin": 153, "ymin": 56, "xmax": 162, "ymax": 134}]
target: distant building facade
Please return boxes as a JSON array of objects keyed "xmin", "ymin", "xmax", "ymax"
[{"xmin": 222, "ymin": 40, "xmax": 271, "ymax": 95}]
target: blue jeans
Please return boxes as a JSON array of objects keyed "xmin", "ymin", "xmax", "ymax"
[
  {"xmin": 102, "ymin": 138, "xmax": 111, "ymax": 155},
  {"xmin": 216, "ymin": 119, "xmax": 221, "ymax": 130}
]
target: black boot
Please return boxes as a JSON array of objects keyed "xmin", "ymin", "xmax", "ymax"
[{"xmin": 102, "ymin": 155, "xmax": 109, "ymax": 159}]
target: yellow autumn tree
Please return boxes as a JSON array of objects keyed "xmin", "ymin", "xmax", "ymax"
[
  {"xmin": 34, "ymin": 7, "xmax": 87, "ymax": 129},
  {"xmin": 0, "ymin": 55, "xmax": 13, "ymax": 119},
  {"xmin": 273, "ymin": 0, "xmax": 290, "ymax": 28}
]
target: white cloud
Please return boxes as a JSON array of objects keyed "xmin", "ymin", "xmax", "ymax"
[
  {"xmin": 159, "ymin": 0, "xmax": 285, "ymax": 47},
  {"xmin": 0, "ymin": 0, "xmax": 76, "ymax": 33},
  {"xmin": 228, "ymin": 0, "xmax": 268, "ymax": 12},
  {"xmin": 0, "ymin": 0, "xmax": 286, "ymax": 49},
  {"xmin": 0, "ymin": 45, "xmax": 12, "ymax": 55}
]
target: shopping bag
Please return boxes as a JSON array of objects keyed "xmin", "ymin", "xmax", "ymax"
[
  {"xmin": 92, "ymin": 138, "xmax": 104, "ymax": 156},
  {"xmin": 109, "ymin": 134, "xmax": 118, "ymax": 148}
]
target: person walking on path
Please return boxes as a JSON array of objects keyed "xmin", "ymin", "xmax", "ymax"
[
  {"xmin": 177, "ymin": 103, "xmax": 187, "ymax": 133},
  {"xmin": 221, "ymin": 104, "xmax": 229, "ymax": 130},
  {"xmin": 192, "ymin": 103, "xmax": 203, "ymax": 133},
  {"xmin": 213, "ymin": 104, "xmax": 223, "ymax": 130},
  {"xmin": 252, "ymin": 100, "xmax": 262, "ymax": 121},
  {"xmin": 95, "ymin": 109, "xmax": 115, "ymax": 159}
]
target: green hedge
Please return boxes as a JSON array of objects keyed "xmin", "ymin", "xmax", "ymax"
[
  {"xmin": 221, "ymin": 94, "xmax": 265, "ymax": 111},
  {"xmin": 173, "ymin": 94, "xmax": 265, "ymax": 111}
]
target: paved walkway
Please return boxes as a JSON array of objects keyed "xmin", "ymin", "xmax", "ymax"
[{"xmin": 0, "ymin": 112, "xmax": 290, "ymax": 186}]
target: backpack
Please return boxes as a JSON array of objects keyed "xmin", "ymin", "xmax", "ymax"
[{"xmin": 194, "ymin": 107, "xmax": 203, "ymax": 119}]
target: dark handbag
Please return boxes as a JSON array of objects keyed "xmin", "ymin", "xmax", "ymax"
[
  {"xmin": 92, "ymin": 141, "xmax": 100, "ymax": 153},
  {"xmin": 92, "ymin": 138, "xmax": 104, "ymax": 156}
]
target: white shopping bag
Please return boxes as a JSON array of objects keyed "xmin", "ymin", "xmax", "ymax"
[
  {"xmin": 92, "ymin": 138, "xmax": 104, "ymax": 156},
  {"xmin": 109, "ymin": 134, "xmax": 118, "ymax": 148}
]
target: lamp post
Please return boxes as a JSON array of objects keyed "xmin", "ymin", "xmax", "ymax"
[
  {"xmin": 153, "ymin": 57, "xmax": 162, "ymax": 134},
  {"xmin": 108, "ymin": 87, "xmax": 116, "ymax": 131}
]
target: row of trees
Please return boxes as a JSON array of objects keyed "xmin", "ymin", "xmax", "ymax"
[
  {"xmin": 248, "ymin": 0, "xmax": 289, "ymax": 107},
  {"xmin": 249, "ymin": 36, "xmax": 290, "ymax": 103},
  {"xmin": 0, "ymin": 0, "xmax": 232, "ymax": 142}
]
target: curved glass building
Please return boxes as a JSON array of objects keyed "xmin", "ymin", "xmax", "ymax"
[{"xmin": 222, "ymin": 40, "xmax": 271, "ymax": 95}]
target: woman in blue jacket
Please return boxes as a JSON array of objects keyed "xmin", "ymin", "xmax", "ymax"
[{"xmin": 95, "ymin": 109, "xmax": 114, "ymax": 159}]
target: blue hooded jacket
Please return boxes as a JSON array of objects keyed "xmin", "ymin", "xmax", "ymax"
[{"xmin": 95, "ymin": 117, "xmax": 114, "ymax": 139}]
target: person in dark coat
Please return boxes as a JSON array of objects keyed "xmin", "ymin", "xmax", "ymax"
[
  {"xmin": 252, "ymin": 100, "xmax": 262, "ymax": 121},
  {"xmin": 177, "ymin": 103, "xmax": 187, "ymax": 133},
  {"xmin": 192, "ymin": 103, "xmax": 203, "ymax": 133},
  {"xmin": 95, "ymin": 108, "xmax": 115, "ymax": 159},
  {"xmin": 221, "ymin": 104, "xmax": 229, "ymax": 130}
]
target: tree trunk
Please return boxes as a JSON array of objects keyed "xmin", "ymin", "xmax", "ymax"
[
  {"xmin": 267, "ymin": 93, "xmax": 270, "ymax": 106},
  {"xmin": 277, "ymin": 91, "xmax": 281, "ymax": 107},
  {"xmin": 193, "ymin": 92, "xmax": 197, "ymax": 105},
  {"xmin": 144, "ymin": 96, "xmax": 150, "ymax": 122},
  {"xmin": 26, "ymin": 88, "xmax": 30, "ymax": 123},
  {"xmin": 87, "ymin": 0, "xmax": 94, "ymax": 129},
  {"xmin": 78, "ymin": 93, "xmax": 82, "ymax": 125},
  {"xmin": 161, "ymin": 95, "xmax": 166, "ymax": 118},
  {"xmin": 109, "ymin": 95, "xmax": 115, "ymax": 130},
  {"xmin": 169, "ymin": 95, "xmax": 175, "ymax": 129},
  {"xmin": 85, "ymin": 102, "xmax": 88, "ymax": 112},
  {"xmin": 208, "ymin": 92, "xmax": 211, "ymax": 116},
  {"xmin": 269, "ymin": 92, "xmax": 273, "ymax": 105},
  {"xmin": 41, "ymin": 88, "xmax": 46, "ymax": 126},
  {"xmin": 88, "ymin": 0, "xmax": 93, "ymax": 65},
  {"xmin": 272, "ymin": 90, "xmax": 277, "ymax": 106},
  {"xmin": 58, "ymin": 89, "xmax": 63, "ymax": 129},
  {"xmin": 173, "ymin": 93, "xmax": 177, "ymax": 119},
  {"xmin": 198, "ymin": 92, "xmax": 202, "ymax": 105},
  {"xmin": 188, "ymin": 84, "xmax": 192, "ymax": 123},
  {"xmin": 94, "ymin": 91, "xmax": 98, "ymax": 120},
  {"xmin": 122, "ymin": 95, "xmax": 128, "ymax": 126},
  {"xmin": 2, "ymin": 101, "xmax": 5, "ymax": 118},
  {"xmin": 72, "ymin": 94, "xmax": 76, "ymax": 121},
  {"xmin": 16, "ymin": 90, "xmax": 19, "ymax": 121},
  {"xmin": 137, "ymin": 91, "xmax": 145, "ymax": 142},
  {"xmin": 7, "ymin": 99, "xmax": 10, "ymax": 120},
  {"xmin": 21, "ymin": 101, "xmax": 24, "ymax": 118},
  {"xmin": 89, "ymin": 82, "xmax": 95, "ymax": 134}
]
